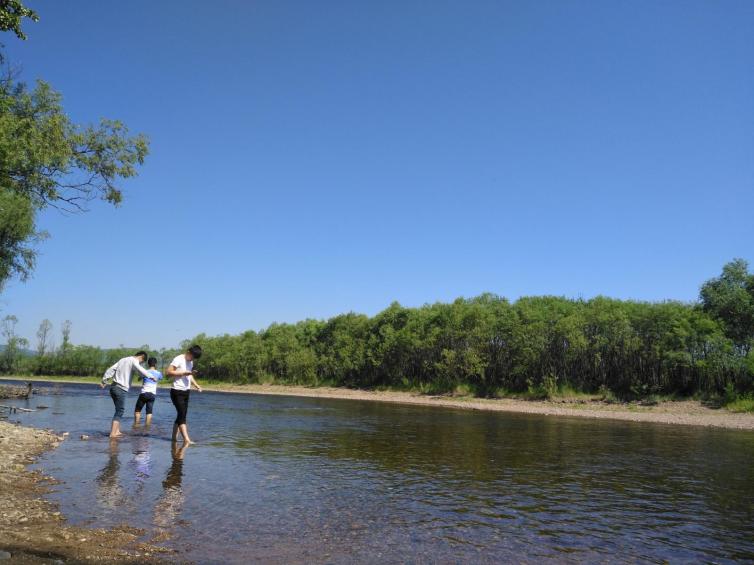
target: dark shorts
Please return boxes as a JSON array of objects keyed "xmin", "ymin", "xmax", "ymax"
[
  {"xmin": 170, "ymin": 388, "xmax": 190, "ymax": 426},
  {"xmin": 135, "ymin": 392, "xmax": 156, "ymax": 415},
  {"xmin": 110, "ymin": 384, "xmax": 127, "ymax": 422}
]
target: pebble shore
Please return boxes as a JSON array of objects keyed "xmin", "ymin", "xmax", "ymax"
[{"xmin": 0, "ymin": 421, "xmax": 171, "ymax": 563}]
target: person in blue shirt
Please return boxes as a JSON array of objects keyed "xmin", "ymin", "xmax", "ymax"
[{"xmin": 134, "ymin": 357, "xmax": 163, "ymax": 426}]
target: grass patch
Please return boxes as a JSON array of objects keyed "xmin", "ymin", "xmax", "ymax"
[
  {"xmin": 1, "ymin": 375, "xmax": 100, "ymax": 384},
  {"xmin": 548, "ymin": 384, "xmax": 600, "ymax": 402},
  {"xmin": 726, "ymin": 396, "xmax": 754, "ymax": 413},
  {"xmin": 451, "ymin": 383, "xmax": 476, "ymax": 397},
  {"xmin": 413, "ymin": 381, "xmax": 456, "ymax": 396}
]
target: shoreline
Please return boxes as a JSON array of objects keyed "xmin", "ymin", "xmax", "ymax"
[
  {"xmin": 4, "ymin": 376, "xmax": 754, "ymax": 431},
  {"xmin": 0, "ymin": 420, "xmax": 170, "ymax": 563},
  {"xmin": 211, "ymin": 384, "xmax": 754, "ymax": 430}
]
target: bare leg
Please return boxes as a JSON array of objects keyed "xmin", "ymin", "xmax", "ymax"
[
  {"xmin": 145, "ymin": 414, "xmax": 152, "ymax": 427},
  {"xmin": 134, "ymin": 411, "xmax": 141, "ymax": 425},
  {"xmin": 109, "ymin": 420, "xmax": 123, "ymax": 438},
  {"xmin": 172, "ymin": 424, "xmax": 178, "ymax": 443},
  {"xmin": 178, "ymin": 424, "xmax": 193, "ymax": 444}
]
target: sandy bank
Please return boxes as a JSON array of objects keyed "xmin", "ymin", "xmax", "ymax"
[
  {"xmin": 0, "ymin": 420, "xmax": 170, "ymax": 563},
  {"xmin": 205, "ymin": 383, "xmax": 754, "ymax": 431}
]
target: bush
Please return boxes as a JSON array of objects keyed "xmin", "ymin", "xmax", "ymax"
[{"xmin": 726, "ymin": 395, "xmax": 754, "ymax": 413}]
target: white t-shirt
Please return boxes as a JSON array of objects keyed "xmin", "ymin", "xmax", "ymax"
[{"xmin": 170, "ymin": 354, "xmax": 193, "ymax": 391}]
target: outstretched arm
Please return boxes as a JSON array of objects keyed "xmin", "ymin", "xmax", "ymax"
[
  {"xmin": 190, "ymin": 375, "xmax": 202, "ymax": 392},
  {"xmin": 132, "ymin": 359, "xmax": 155, "ymax": 380}
]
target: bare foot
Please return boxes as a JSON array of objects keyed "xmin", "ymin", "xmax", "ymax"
[
  {"xmin": 183, "ymin": 439, "xmax": 195, "ymax": 445},
  {"xmin": 109, "ymin": 433, "xmax": 124, "ymax": 439}
]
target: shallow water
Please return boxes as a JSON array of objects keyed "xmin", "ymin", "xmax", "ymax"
[{"xmin": 5, "ymin": 380, "xmax": 754, "ymax": 564}]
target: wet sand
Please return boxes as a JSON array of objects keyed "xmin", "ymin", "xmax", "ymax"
[{"xmin": 0, "ymin": 420, "xmax": 171, "ymax": 563}]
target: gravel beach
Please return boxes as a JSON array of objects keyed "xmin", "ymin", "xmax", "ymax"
[
  {"xmin": 209, "ymin": 384, "xmax": 754, "ymax": 430},
  {"xmin": 0, "ymin": 420, "xmax": 171, "ymax": 563}
]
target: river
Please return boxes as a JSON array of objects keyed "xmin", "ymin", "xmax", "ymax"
[{"xmin": 5, "ymin": 381, "xmax": 754, "ymax": 563}]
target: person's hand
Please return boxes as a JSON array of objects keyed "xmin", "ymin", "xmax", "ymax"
[
  {"xmin": 100, "ymin": 382, "xmax": 106, "ymax": 389},
  {"xmin": 183, "ymin": 370, "xmax": 193, "ymax": 376},
  {"xmin": 196, "ymin": 385, "xmax": 203, "ymax": 392}
]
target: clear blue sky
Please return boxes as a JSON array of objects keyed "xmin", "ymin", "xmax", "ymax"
[{"xmin": 2, "ymin": 0, "xmax": 752, "ymax": 349}]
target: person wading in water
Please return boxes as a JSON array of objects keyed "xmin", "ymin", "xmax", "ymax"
[
  {"xmin": 101, "ymin": 351, "xmax": 154, "ymax": 438},
  {"xmin": 166, "ymin": 344, "xmax": 203, "ymax": 444},
  {"xmin": 134, "ymin": 356, "xmax": 163, "ymax": 426}
]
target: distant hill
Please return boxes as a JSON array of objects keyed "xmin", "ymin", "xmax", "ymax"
[{"xmin": 0, "ymin": 344, "xmax": 37, "ymax": 357}]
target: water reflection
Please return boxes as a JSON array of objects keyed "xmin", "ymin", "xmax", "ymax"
[
  {"xmin": 96, "ymin": 440, "xmax": 124, "ymax": 510},
  {"xmin": 154, "ymin": 444, "xmax": 188, "ymax": 531},
  {"xmin": 6, "ymin": 382, "xmax": 754, "ymax": 564},
  {"xmin": 130, "ymin": 434, "xmax": 153, "ymax": 497}
]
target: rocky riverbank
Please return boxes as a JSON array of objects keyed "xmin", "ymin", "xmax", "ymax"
[{"xmin": 0, "ymin": 420, "xmax": 171, "ymax": 563}]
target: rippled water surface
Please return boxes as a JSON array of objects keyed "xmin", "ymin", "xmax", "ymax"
[{"xmin": 6, "ymin": 381, "xmax": 754, "ymax": 563}]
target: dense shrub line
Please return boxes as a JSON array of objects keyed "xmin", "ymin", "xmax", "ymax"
[
  {"xmin": 4, "ymin": 261, "xmax": 753, "ymax": 399},
  {"xmin": 3, "ymin": 345, "xmax": 179, "ymax": 380},
  {"xmin": 187, "ymin": 295, "xmax": 751, "ymax": 398}
]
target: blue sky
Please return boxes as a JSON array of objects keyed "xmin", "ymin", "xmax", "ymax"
[{"xmin": 2, "ymin": 0, "xmax": 752, "ymax": 349}]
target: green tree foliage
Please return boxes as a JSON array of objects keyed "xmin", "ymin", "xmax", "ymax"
[
  {"xmin": 35, "ymin": 317, "xmax": 51, "ymax": 355},
  {"xmin": 0, "ymin": 189, "xmax": 39, "ymax": 288},
  {"xmin": 0, "ymin": 80, "xmax": 149, "ymax": 209},
  {"xmin": 0, "ymin": 0, "xmax": 38, "ymax": 40},
  {"xmin": 59, "ymin": 319, "xmax": 71, "ymax": 355},
  {"xmin": 700, "ymin": 259, "xmax": 754, "ymax": 353},
  {"xmin": 26, "ymin": 340, "xmax": 164, "ymax": 377},
  {"xmin": 184, "ymin": 288, "xmax": 751, "ymax": 399},
  {"xmin": 0, "ymin": 3, "xmax": 149, "ymax": 290},
  {"xmin": 0, "ymin": 74, "xmax": 148, "ymax": 289},
  {"xmin": 4, "ymin": 263, "xmax": 753, "ymax": 399},
  {"xmin": 1, "ymin": 314, "xmax": 27, "ymax": 372}
]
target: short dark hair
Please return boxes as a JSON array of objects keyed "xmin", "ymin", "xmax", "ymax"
[
  {"xmin": 147, "ymin": 357, "xmax": 157, "ymax": 368},
  {"xmin": 135, "ymin": 350, "xmax": 148, "ymax": 359},
  {"xmin": 188, "ymin": 344, "xmax": 202, "ymax": 359}
]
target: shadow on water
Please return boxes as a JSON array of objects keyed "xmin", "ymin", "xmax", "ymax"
[{"xmin": 4, "ymin": 380, "xmax": 754, "ymax": 563}]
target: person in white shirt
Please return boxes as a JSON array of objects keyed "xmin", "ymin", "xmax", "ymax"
[
  {"xmin": 134, "ymin": 357, "xmax": 163, "ymax": 426},
  {"xmin": 166, "ymin": 344, "xmax": 203, "ymax": 444},
  {"xmin": 101, "ymin": 351, "xmax": 154, "ymax": 438}
]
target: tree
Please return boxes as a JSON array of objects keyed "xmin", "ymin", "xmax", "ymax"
[
  {"xmin": 36, "ymin": 318, "xmax": 51, "ymax": 355},
  {"xmin": 0, "ymin": 5, "xmax": 149, "ymax": 290},
  {"xmin": 0, "ymin": 0, "xmax": 38, "ymax": 40},
  {"xmin": 60, "ymin": 319, "xmax": 71, "ymax": 354},
  {"xmin": 1, "ymin": 314, "xmax": 28, "ymax": 372},
  {"xmin": 0, "ymin": 189, "xmax": 41, "ymax": 289},
  {"xmin": 1, "ymin": 80, "xmax": 149, "ymax": 211},
  {"xmin": 700, "ymin": 259, "xmax": 754, "ymax": 353}
]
